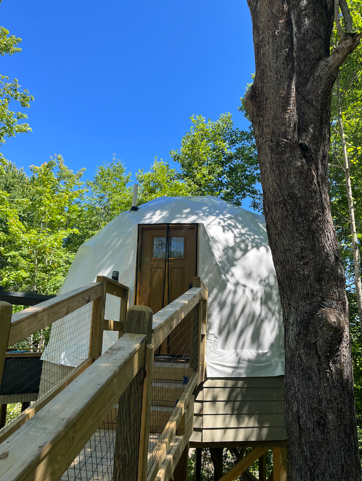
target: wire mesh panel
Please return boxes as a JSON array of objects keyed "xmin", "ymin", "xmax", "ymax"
[
  {"xmin": 147, "ymin": 302, "xmax": 200, "ymax": 472},
  {"xmin": 60, "ymin": 366, "xmax": 145, "ymax": 481},
  {"xmin": 0, "ymin": 302, "xmax": 94, "ymax": 434}
]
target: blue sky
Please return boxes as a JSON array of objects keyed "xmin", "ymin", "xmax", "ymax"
[{"xmin": 1, "ymin": 0, "xmax": 255, "ymax": 185}]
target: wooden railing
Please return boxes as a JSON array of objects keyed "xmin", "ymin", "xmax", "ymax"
[
  {"xmin": 0, "ymin": 276, "xmax": 208, "ymax": 481},
  {"xmin": 0, "ymin": 276, "xmax": 129, "ymax": 442}
]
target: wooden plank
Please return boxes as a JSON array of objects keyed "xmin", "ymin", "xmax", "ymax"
[
  {"xmin": 119, "ymin": 289, "xmax": 129, "ymax": 338},
  {"xmin": 0, "ymin": 358, "xmax": 93, "ymax": 445},
  {"xmin": 0, "ymin": 333, "xmax": 146, "ymax": 481},
  {"xmin": 138, "ymin": 345, "xmax": 154, "ymax": 481},
  {"xmin": 103, "ymin": 319, "xmax": 122, "ymax": 331},
  {"xmin": 202, "ymin": 400, "xmax": 284, "ymax": 415},
  {"xmin": 154, "ymin": 418, "xmax": 193, "ymax": 481},
  {"xmin": 9, "ymin": 283, "xmax": 102, "ymax": 347},
  {"xmin": 273, "ymin": 447, "xmax": 287, "ymax": 481},
  {"xmin": 203, "ymin": 387, "xmax": 284, "ymax": 402},
  {"xmin": 204, "ymin": 377, "xmax": 285, "ymax": 389},
  {"xmin": 152, "ymin": 382, "xmax": 185, "ymax": 406},
  {"xmin": 152, "ymin": 289, "xmax": 202, "ymax": 349},
  {"xmin": 147, "ymin": 372, "xmax": 199, "ymax": 481},
  {"xmin": 96, "ymin": 276, "xmax": 129, "ymax": 298},
  {"xmin": 218, "ymin": 447, "xmax": 269, "ymax": 481},
  {"xmin": 202, "ymin": 413, "xmax": 286, "ymax": 429},
  {"xmin": 153, "ymin": 364, "xmax": 194, "ymax": 382},
  {"xmin": 203, "ymin": 427, "xmax": 286, "ymax": 443},
  {"xmin": 89, "ymin": 279, "xmax": 107, "ymax": 361},
  {"xmin": 0, "ymin": 302, "xmax": 12, "ymax": 386}
]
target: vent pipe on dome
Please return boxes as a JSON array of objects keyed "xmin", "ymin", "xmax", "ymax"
[{"xmin": 130, "ymin": 183, "xmax": 139, "ymax": 211}]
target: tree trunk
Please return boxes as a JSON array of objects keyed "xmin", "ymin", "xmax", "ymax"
[
  {"xmin": 244, "ymin": 1, "xmax": 361, "ymax": 480},
  {"xmin": 336, "ymin": 74, "xmax": 362, "ymax": 330}
]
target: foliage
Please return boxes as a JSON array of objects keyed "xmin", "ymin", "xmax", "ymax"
[
  {"xmin": 85, "ymin": 157, "xmax": 132, "ymax": 233},
  {"xmin": 0, "ymin": 23, "xmax": 33, "ymax": 152},
  {"xmin": 0, "ymin": 156, "xmax": 85, "ymax": 295},
  {"xmin": 187, "ymin": 448, "xmax": 274, "ymax": 480},
  {"xmin": 329, "ymin": 1, "xmax": 362, "ymax": 286},
  {"xmin": 136, "ymin": 158, "xmax": 191, "ymax": 204},
  {"xmin": 328, "ymin": 0, "xmax": 362, "ymax": 455},
  {"xmin": 171, "ymin": 113, "xmax": 261, "ymax": 211}
]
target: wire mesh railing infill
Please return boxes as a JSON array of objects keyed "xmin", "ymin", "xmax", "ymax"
[
  {"xmin": 0, "ymin": 302, "xmax": 94, "ymax": 434},
  {"xmin": 60, "ymin": 366, "xmax": 145, "ymax": 481}
]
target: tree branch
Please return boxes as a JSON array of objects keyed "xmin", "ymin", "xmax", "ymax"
[
  {"xmin": 340, "ymin": 0, "xmax": 353, "ymax": 33},
  {"xmin": 335, "ymin": 0, "xmax": 346, "ymax": 40}
]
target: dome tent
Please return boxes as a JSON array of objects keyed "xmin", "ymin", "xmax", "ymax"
[{"xmin": 42, "ymin": 196, "xmax": 284, "ymax": 378}]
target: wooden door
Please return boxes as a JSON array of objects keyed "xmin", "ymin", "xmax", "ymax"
[{"xmin": 135, "ymin": 224, "xmax": 198, "ymax": 356}]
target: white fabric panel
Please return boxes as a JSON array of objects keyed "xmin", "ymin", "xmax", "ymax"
[{"xmin": 42, "ymin": 196, "xmax": 285, "ymax": 377}]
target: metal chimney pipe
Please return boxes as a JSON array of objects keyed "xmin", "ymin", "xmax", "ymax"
[{"xmin": 130, "ymin": 183, "xmax": 139, "ymax": 211}]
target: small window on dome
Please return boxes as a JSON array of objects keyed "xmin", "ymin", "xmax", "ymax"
[
  {"xmin": 153, "ymin": 237, "xmax": 166, "ymax": 258},
  {"xmin": 152, "ymin": 237, "xmax": 185, "ymax": 258}
]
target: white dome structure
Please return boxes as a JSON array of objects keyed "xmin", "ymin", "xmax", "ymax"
[{"xmin": 43, "ymin": 196, "xmax": 284, "ymax": 378}]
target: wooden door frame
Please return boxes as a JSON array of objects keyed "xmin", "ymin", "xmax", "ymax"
[{"xmin": 134, "ymin": 223, "xmax": 199, "ymax": 306}]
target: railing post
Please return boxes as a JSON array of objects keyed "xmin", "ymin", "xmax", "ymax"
[
  {"xmin": 190, "ymin": 277, "xmax": 202, "ymax": 373},
  {"xmin": 0, "ymin": 301, "xmax": 12, "ymax": 429},
  {"xmin": 119, "ymin": 287, "xmax": 130, "ymax": 338},
  {"xmin": 195, "ymin": 278, "xmax": 208, "ymax": 383},
  {"xmin": 113, "ymin": 305, "xmax": 153, "ymax": 481},
  {"xmin": 89, "ymin": 277, "xmax": 107, "ymax": 361}
]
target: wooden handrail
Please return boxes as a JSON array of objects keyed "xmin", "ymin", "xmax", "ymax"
[
  {"xmin": 9, "ymin": 282, "xmax": 103, "ymax": 347},
  {"xmin": 151, "ymin": 288, "xmax": 204, "ymax": 349},
  {"xmin": 0, "ymin": 333, "xmax": 146, "ymax": 481},
  {"xmin": 146, "ymin": 371, "xmax": 199, "ymax": 481}
]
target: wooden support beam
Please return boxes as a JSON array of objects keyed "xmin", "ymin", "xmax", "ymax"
[
  {"xmin": 0, "ymin": 358, "xmax": 93, "ymax": 445},
  {"xmin": 89, "ymin": 278, "xmax": 107, "ymax": 361},
  {"xmin": 210, "ymin": 448, "xmax": 223, "ymax": 481},
  {"xmin": 242, "ymin": 469, "xmax": 258, "ymax": 481},
  {"xmin": 103, "ymin": 319, "xmax": 122, "ymax": 332},
  {"xmin": 9, "ymin": 283, "xmax": 102, "ymax": 347},
  {"xmin": 272, "ymin": 448, "xmax": 287, "ymax": 481},
  {"xmin": 0, "ymin": 333, "xmax": 146, "ymax": 481},
  {"xmin": 259, "ymin": 452, "xmax": 267, "ymax": 481},
  {"xmin": 218, "ymin": 447, "xmax": 269, "ymax": 481},
  {"xmin": 120, "ymin": 287, "xmax": 130, "ymax": 338},
  {"xmin": 96, "ymin": 275, "xmax": 129, "ymax": 298},
  {"xmin": 195, "ymin": 448, "xmax": 202, "ymax": 481}
]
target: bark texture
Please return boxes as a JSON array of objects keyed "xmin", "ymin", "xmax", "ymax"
[{"xmin": 244, "ymin": 1, "xmax": 361, "ymax": 480}]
